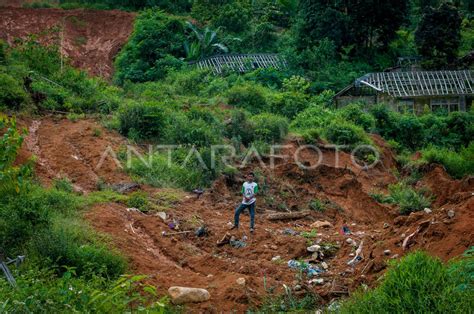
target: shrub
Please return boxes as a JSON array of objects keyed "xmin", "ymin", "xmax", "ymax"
[
  {"xmin": 226, "ymin": 82, "xmax": 269, "ymax": 114},
  {"xmin": 211, "ymin": 2, "xmax": 250, "ymax": 33},
  {"xmin": 269, "ymin": 91, "xmax": 309, "ymax": 119},
  {"xmin": 250, "ymin": 113, "xmax": 289, "ymax": 143},
  {"xmin": 225, "ymin": 109, "xmax": 256, "ymax": 146},
  {"xmin": 340, "ymin": 251, "xmax": 474, "ymax": 313},
  {"xmin": 0, "ymin": 267, "xmax": 170, "ymax": 313},
  {"xmin": 31, "ymin": 226, "xmax": 127, "ymax": 278},
  {"xmin": 114, "ymin": 10, "xmax": 185, "ymax": 84},
  {"xmin": 117, "ymin": 101, "xmax": 166, "ymax": 140},
  {"xmin": 324, "ymin": 118, "xmax": 371, "ymax": 149},
  {"xmin": 337, "ymin": 103, "xmax": 375, "ymax": 132},
  {"xmin": 290, "ymin": 104, "xmax": 335, "ymax": 131},
  {"xmin": 127, "ymin": 191, "xmax": 150, "ymax": 212},
  {"xmin": 127, "ymin": 152, "xmax": 207, "ymax": 191},
  {"xmin": 163, "ymin": 111, "xmax": 224, "ymax": 147},
  {"xmin": 386, "ymin": 182, "xmax": 431, "ymax": 215},
  {"xmin": 0, "ymin": 115, "xmax": 30, "ymax": 195},
  {"xmin": 0, "ymin": 73, "xmax": 28, "ymax": 110},
  {"xmin": 421, "ymin": 143, "xmax": 474, "ymax": 178},
  {"xmin": 395, "ymin": 114, "xmax": 425, "ymax": 150},
  {"xmin": 301, "ymin": 128, "xmax": 320, "ymax": 144}
]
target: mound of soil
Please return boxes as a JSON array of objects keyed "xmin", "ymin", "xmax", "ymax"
[{"xmin": 0, "ymin": 7, "xmax": 134, "ymax": 78}]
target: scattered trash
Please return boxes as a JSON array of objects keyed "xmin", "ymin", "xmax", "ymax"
[
  {"xmin": 195, "ymin": 226, "xmax": 208, "ymax": 237},
  {"xmin": 402, "ymin": 220, "xmax": 431, "ymax": 250},
  {"xmin": 391, "ymin": 254, "xmax": 399, "ymax": 259},
  {"xmin": 217, "ymin": 233, "xmax": 230, "ymax": 246},
  {"xmin": 341, "ymin": 225, "xmax": 351, "ymax": 235},
  {"xmin": 293, "ymin": 284, "xmax": 302, "ymax": 291},
  {"xmin": 156, "ymin": 211, "xmax": 167, "ymax": 221},
  {"xmin": 192, "ymin": 188, "xmax": 204, "ymax": 199},
  {"xmin": 230, "ymin": 237, "xmax": 247, "ymax": 248},
  {"xmin": 424, "ymin": 208, "xmax": 432, "ymax": 214},
  {"xmin": 321, "ymin": 262, "xmax": 329, "ymax": 270},
  {"xmin": 347, "ymin": 240, "xmax": 364, "ymax": 266},
  {"xmin": 168, "ymin": 286, "xmax": 210, "ymax": 304},
  {"xmin": 346, "ymin": 238, "xmax": 357, "ymax": 247},
  {"xmin": 168, "ymin": 222, "xmax": 177, "ymax": 230},
  {"xmin": 383, "ymin": 222, "xmax": 390, "ymax": 229},
  {"xmin": 307, "ymin": 245, "xmax": 321, "ymax": 253},
  {"xmin": 383, "ymin": 249, "xmax": 391, "ymax": 256},
  {"xmin": 271, "ymin": 256, "xmax": 281, "ymax": 262},
  {"xmin": 310, "ymin": 220, "xmax": 333, "ymax": 229},
  {"xmin": 308, "ymin": 278, "xmax": 324, "ymax": 285},
  {"xmin": 447, "ymin": 209, "xmax": 455, "ymax": 218},
  {"xmin": 282, "ymin": 228, "xmax": 299, "ymax": 236},
  {"xmin": 287, "ymin": 260, "xmax": 323, "ymax": 277},
  {"xmin": 126, "ymin": 207, "xmax": 142, "ymax": 214},
  {"xmin": 236, "ymin": 277, "xmax": 246, "ymax": 286}
]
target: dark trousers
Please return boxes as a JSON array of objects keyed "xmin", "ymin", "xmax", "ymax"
[{"xmin": 234, "ymin": 202, "xmax": 255, "ymax": 229}]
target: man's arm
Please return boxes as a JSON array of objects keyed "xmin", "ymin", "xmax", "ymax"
[{"xmin": 254, "ymin": 184, "xmax": 258, "ymax": 194}]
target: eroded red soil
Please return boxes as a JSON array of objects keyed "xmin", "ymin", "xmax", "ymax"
[
  {"xmin": 18, "ymin": 117, "xmax": 474, "ymax": 312},
  {"xmin": 0, "ymin": 6, "xmax": 134, "ymax": 78}
]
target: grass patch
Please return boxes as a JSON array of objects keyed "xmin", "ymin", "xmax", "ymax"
[{"xmin": 340, "ymin": 250, "xmax": 474, "ymax": 313}]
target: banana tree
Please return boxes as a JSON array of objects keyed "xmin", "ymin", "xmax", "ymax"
[{"xmin": 184, "ymin": 22, "xmax": 229, "ymax": 61}]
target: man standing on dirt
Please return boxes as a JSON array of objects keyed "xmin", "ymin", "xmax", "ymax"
[{"xmin": 231, "ymin": 172, "xmax": 258, "ymax": 233}]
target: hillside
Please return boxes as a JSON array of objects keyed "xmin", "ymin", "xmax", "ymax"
[
  {"xmin": 0, "ymin": 6, "xmax": 134, "ymax": 78},
  {"xmin": 1, "ymin": 1, "xmax": 473, "ymax": 313}
]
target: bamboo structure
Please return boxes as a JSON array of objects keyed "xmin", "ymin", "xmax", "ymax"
[{"xmin": 190, "ymin": 53, "xmax": 288, "ymax": 74}]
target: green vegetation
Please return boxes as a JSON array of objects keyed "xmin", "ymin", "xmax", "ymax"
[
  {"xmin": 340, "ymin": 251, "xmax": 474, "ymax": 313},
  {"xmin": 0, "ymin": 117, "xmax": 169, "ymax": 311},
  {"xmin": 1, "ymin": 1, "xmax": 474, "ymax": 310},
  {"xmin": 370, "ymin": 182, "xmax": 432, "ymax": 215}
]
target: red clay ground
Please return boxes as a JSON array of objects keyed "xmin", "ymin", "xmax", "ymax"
[
  {"xmin": 0, "ymin": 6, "xmax": 134, "ymax": 78},
  {"xmin": 18, "ymin": 117, "xmax": 474, "ymax": 312}
]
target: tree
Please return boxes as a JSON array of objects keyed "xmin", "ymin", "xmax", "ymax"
[
  {"xmin": 184, "ymin": 22, "xmax": 229, "ymax": 60},
  {"xmin": 415, "ymin": 3, "xmax": 462, "ymax": 69},
  {"xmin": 296, "ymin": 0, "xmax": 409, "ymax": 53},
  {"xmin": 114, "ymin": 10, "xmax": 185, "ymax": 84}
]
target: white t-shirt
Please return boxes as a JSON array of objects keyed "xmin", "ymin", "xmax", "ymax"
[{"xmin": 242, "ymin": 181, "xmax": 258, "ymax": 205}]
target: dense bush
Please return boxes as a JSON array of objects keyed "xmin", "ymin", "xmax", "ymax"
[
  {"xmin": 0, "ymin": 267, "xmax": 169, "ymax": 313},
  {"xmin": 211, "ymin": 2, "xmax": 250, "ymax": 33},
  {"xmin": 114, "ymin": 10, "xmax": 185, "ymax": 84},
  {"xmin": 290, "ymin": 104, "xmax": 335, "ymax": 132},
  {"xmin": 250, "ymin": 113, "xmax": 289, "ymax": 143},
  {"xmin": 226, "ymin": 82, "xmax": 269, "ymax": 114},
  {"xmin": 269, "ymin": 91, "xmax": 309, "ymax": 119},
  {"xmin": 127, "ymin": 152, "xmax": 208, "ymax": 190},
  {"xmin": 422, "ymin": 143, "xmax": 474, "ymax": 179},
  {"xmin": 340, "ymin": 251, "xmax": 474, "ymax": 313},
  {"xmin": 337, "ymin": 103, "xmax": 375, "ymax": 132},
  {"xmin": 225, "ymin": 109, "xmax": 256, "ymax": 146},
  {"xmin": 0, "ymin": 73, "xmax": 28, "ymax": 110},
  {"xmin": 31, "ymin": 226, "xmax": 126, "ymax": 278},
  {"xmin": 324, "ymin": 118, "xmax": 371, "ymax": 149},
  {"xmin": 117, "ymin": 101, "xmax": 166, "ymax": 140}
]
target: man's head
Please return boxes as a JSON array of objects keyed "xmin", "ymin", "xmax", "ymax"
[{"xmin": 246, "ymin": 172, "xmax": 255, "ymax": 182}]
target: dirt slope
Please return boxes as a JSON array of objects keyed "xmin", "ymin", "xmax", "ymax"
[
  {"xmin": 0, "ymin": 7, "xmax": 134, "ymax": 78},
  {"xmin": 19, "ymin": 117, "xmax": 474, "ymax": 312}
]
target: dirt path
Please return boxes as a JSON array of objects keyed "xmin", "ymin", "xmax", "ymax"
[
  {"xmin": 20, "ymin": 117, "xmax": 474, "ymax": 312},
  {"xmin": 0, "ymin": 6, "xmax": 134, "ymax": 78}
]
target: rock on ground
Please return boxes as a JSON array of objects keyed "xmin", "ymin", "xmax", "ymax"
[{"xmin": 168, "ymin": 286, "xmax": 210, "ymax": 305}]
